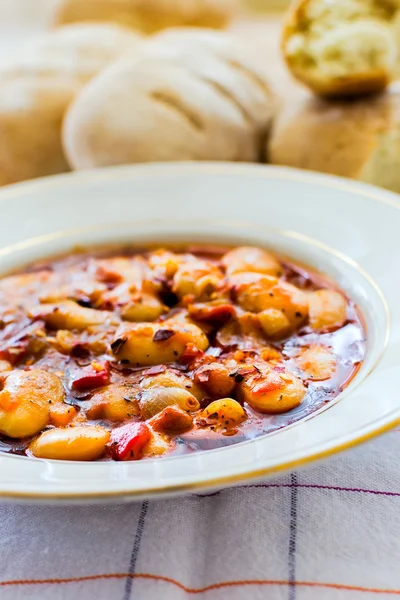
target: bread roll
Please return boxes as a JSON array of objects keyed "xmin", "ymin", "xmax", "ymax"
[
  {"xmin": 268, "ymin": 84, "xmax": 400, "ymax": 193},
  {"xmin": 6, "ymin": 23, "xmax": 142, "ymax": 85},
  {"xmin": 282, "ymin": 0, "xmax": 397, "ymax": 97},
  {"xmin": 0, "ymin": 77, "xmax": 78, "ymax": 187},
  {"xmin": 7, "ymin": 23, "xmax": 141, "ymax": 85},
  {"xmin": 63, "ymin": 32, "xmax": 274, "ymax": 168},
  {"xmin": 0, "ymin": 24, "xmax": 142, "ymax": 186},
  {"xmin": 143, "ymin": 28, "xmax": 275, "ymax": 133},
  {"xmin": 54, "ymin": 0, "xmax": 236, "ymax": 33},
  {"xmin": 63, "ymin": 57, "xmax": 257, "ymax": 168}
]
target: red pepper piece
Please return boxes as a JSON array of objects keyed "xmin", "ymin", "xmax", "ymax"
[
  {"xmin": 188, "ymin": 302, "xmax": 235, "ymax": 326},
  {"xmin": 0, "ymin": 320, "xmax": 46, "ymax": 365},
  {"xmin": 180, "ymin": 343, "xmax": 204, "ymax": 365},
  {"xmin": 95, "ymin": 265, "xmax": 124, "ymax": 285},
  {"xmin": 71, "ymin": 362, "xmax": 110, "ymax": 391},
  {"xmin": 110, "ymin": 422, "xmax": 151, "ymax": 461}
]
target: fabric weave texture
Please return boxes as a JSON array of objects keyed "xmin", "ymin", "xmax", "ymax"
[{"xmin": 1, "ymin": 430, "xmax": 400, "ymax": 599}]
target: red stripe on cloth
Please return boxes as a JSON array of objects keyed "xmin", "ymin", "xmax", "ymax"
[{"xmin": 1, "ymin": 574, "xmax": 400, "ymax": 595}]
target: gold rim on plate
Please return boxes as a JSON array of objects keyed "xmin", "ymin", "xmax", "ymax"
[{"xmin": 0, "ymin": 163, "xmax": 396, "ymax": 500}]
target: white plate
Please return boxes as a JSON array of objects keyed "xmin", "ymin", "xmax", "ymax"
[{"xmin": 0, "ymin": 163, "xmax": 398, "ymax": 503}]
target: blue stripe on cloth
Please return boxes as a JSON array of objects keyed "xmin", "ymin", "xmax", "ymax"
[
  {"xmin": 288, "ymin": 473, "xmax": 298, "ymax": 600},
  {"xmin": 123, "ymin": 501, "xmax": 149, "ymax": 600}
]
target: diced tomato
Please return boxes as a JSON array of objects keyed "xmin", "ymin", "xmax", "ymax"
[
  {"xmin": 180, "ymin": 343, "xmax": 204, "ymax": 365},
  {"xmin": 188, "ymin": 302, "xmax": 235, "ymax": 325},
  {"xmin": 110, "ymin": 422, "xmax": 151, "ymax": 461},
  {"xmin": 0, "ymin": 320, "xmax": 46, "ymax": 365},
  {"xmin": 235, "ymin": 366, "xmax": 258, "ymax": 378},
  {"xmin": 71, "ymin": 362, "xmax": 110, "ymax": 391},
  {"xmin": 95, "ymin": 265, "xmax": 123, "ymax": 285},
  {"xmin": 0, "ymin": 346, "xmax": 26, "ymax": 364}
]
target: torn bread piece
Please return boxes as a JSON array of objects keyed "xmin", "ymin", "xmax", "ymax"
[{"xmin": 282, "ymin": 0, "xmax": 398, "ymax": 97}]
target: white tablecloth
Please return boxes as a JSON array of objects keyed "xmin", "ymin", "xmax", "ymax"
[{"xmin": 1, "ymin": 429, "xmax": 400, "ymax": 599}]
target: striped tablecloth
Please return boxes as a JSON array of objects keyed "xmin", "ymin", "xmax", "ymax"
[{"xmin": 1, "ymin": 428, "xmax": 400, "ymax": 599}]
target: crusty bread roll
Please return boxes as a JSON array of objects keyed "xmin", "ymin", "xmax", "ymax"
[
  {"xmin": 0, "ymin": 23, "xmax": 142, "ymax": 186},
  {"xmin": 63, "ymin": 31, "xmax": 275, "ymax": 168},
  {"xmin": 0, "ymin": 77, "xmax": 78, "ymax": 187},
  {"xmin": 54, "ymin": 0, "xmax": 236, "ymax": 33},
  {"xmin": 143, "ymin": 28, "xmax": 275, "ymax": 133},
  {"xmin": 63, "ymin": 58, "xmax": 257, "ymax": 167},
  {"xmin": 268, "ymin": 84, "xmax": 400, "ymax": 193},
  {"xmin": 282, "ymin": 0, "xmax": 397, "ymax": 97},
  {"xmin": 6, "ymin": 23, "xmax": 142, "ymax": 85}
]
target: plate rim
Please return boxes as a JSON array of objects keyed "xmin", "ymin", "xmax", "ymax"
[
  {"xmin": 0, "ymin": 162, "xmax": 399, "ymax": 501},
  {"xmin": 1, "ymin": 161, "xmax": 400, "ymax": 211}
]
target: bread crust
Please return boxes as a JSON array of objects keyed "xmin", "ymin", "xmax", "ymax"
[
  {"xmin": 0, "ymin": 24, "xmax": 142, "ymax": 185},
  {"xmin": 63, "ymin": 31, "xmax": 275, "ymax": 169},
  {"xmin": 62, "ymin": 56, "xmax": 260, "ymax": 169},
  {"xmin": 268, "ymin": 85, "xmax": 400, "ymax": 194},
  {"xmin": 143, "ymin": 28, "xmax": 275, "ymax": 132},
  {"xmin": 0, "ymin": 77, "xmax": 77, "ymax": 186}
]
